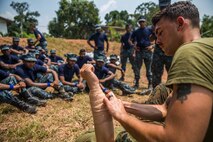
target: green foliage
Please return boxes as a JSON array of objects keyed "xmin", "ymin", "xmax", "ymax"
[
  {"xmin": 108, "ymin": 27, "xmax": 121, "ymax": 42},
  {"xmin": 201, "ymin": 15, "xmax": 213, "ymax": 37},
  {"xmin": 48, "ymin": 0, "xmax": 100, "ymax": 39},
  {"xmin": 8, "ymin": 1, "xmax": 40, "ymax": 37},
  {"xmin": 134, "ymin": 1, "xmax": 159, "ymax": 26},
  {"xmin": 104, "ymin": 2, "xmax": 159, "ymax": 29}
]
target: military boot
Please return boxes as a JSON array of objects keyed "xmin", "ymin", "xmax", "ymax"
[
  {"xmin": 59, "ymin": 86, "xmax": 73, "ymax": 101},
  {"xmin": 133, "ymin": 79, "xmax": 139, "ymax": 89},
  {"xmin": 20, "ymin": 90, "xmax": 47, "ymax": 107},
  {"xmin": 11, "ymin": 96, "xmax": 37, "ymax": 114}
]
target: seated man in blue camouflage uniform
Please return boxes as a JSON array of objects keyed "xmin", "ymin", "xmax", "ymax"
[
  {"xmin": 93, "ymin": 56, "xmax": 115, "ymax": 88},
  {"xmin": 25, "ymin": 38, "xmax": 36, "ymax": 52},
  {"xmin": 0, "ymin": 45, "xmax": 23, "ymax": 73},
  {"xmin": 10, "ymin": 37, "xmax": 27, "ymax": 56},
  {"xmin": 49, "ymin": 49, "xmax": 64, "ymax": 72},
  {"xmin": 58, "ymin": 54, "xmax": 84, "ymax": 95},
  {"xmin": 15, "ymin": 54, "xmax": 73, "ymax": 101},
  {"xmin": 0, "ymin": 69, "xmax": 46, "ymax": 107},
  {"xmin": 76, "ymin": 49, "xmax": 95, "ymax": 69},
  {"xmin": 105, "ymin": 54, "xmax": 139, "ymax": 95}
]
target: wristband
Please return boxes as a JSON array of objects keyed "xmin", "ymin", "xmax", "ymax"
[
  {"xmin": 9, "ymin": 84, "xmax": 14, "ymax": 90},
  {"xmin": 47, "ymin": 82, "xmax": 51, "ymax": 87},
  {"xmin": 102, "ymin": 88, "xmax": 108, "ymax": 93}
]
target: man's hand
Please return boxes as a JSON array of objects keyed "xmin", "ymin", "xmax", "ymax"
[
  {"xmin": 77, "ymin": 82, "xmax": 84, "ymax": 89},
  {"xmin": 52, "ymin": 80, "xmax": 60, "ymax": 88},
  {"xmin": 103, "ymin": 91, "xmax": 128, "ymax": 122},
  {"xmin": 146, "ymin": 45, "xmax": 154, "ymax": 51},
  {"xmin": 18, "ymin": 81, "xmax": 26, "ymax": 88}
]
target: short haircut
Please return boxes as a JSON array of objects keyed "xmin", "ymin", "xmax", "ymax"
[
  {"xmin": 152, "ymin": 1, "xmax": 200, "ymax": 28},
  {"xmin": 79, "ymin": 49, "xmax": 86, "ymax": 53}
]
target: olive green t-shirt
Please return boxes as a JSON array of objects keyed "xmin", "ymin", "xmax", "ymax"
[{"xmin": 166, "ymin": 38, "xmax": 213, "ymax": 142}]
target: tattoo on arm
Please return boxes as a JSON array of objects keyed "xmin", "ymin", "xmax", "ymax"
[{"xmin": 176, "ymin": 83, "xmax": 191, "ymax": 103}]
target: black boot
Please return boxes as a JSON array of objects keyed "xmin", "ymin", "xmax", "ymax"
[
  {"xmin": 11, "ymin": 96, "xmax": 37, "ymax": 114},
  {"xmin": 133, "ymin": 80, "xmax": 139, "ymax": 89},
  {"xmin": 20, "ymin": 90, "xmax": 47, "ymax": 107},
  {"xmin": 59, "ymin": 87, "xmax": 73, "ymax": 101}
]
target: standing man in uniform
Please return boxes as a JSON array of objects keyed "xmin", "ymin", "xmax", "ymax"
[
  {"xmin": 130, "ymin": 17, "xmax": 153, "ymax": 89},
  {"xmin": 120, "ymin": 24, "xmax": 134, "ymax": 81},
  {"xmin": 30, "ymin": 23, "xmax": 48, "ymax": 53},
  {"xmin": 87, "ymin": 25, "xmax": 109, "ymax": 60}
]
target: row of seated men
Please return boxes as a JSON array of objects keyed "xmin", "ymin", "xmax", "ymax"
[{"xmin": 0, "ymin": 40, "xmax": 138, "ymax": 114}]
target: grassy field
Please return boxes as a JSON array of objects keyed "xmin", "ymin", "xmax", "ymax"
[{"xmin": 0, "ymin": 37, "xmax": 167, "ymax": 141}]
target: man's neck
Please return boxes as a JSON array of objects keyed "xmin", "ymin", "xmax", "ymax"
[{"xmin": 182, "ymin": 28, "xmax": 201, "ymax": 44}]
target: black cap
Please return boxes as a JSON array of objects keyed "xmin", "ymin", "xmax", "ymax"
[{"xmin": 13, "ymin": 37, "xmax": 20, "ymax": 42}]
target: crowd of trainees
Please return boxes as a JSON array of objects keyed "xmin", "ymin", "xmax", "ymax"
[{"xmin": 0, "ymin": 38, "xmax": 142, "ymax": 114}]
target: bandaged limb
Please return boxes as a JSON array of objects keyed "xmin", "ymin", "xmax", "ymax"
[{"xmin": 80, "ymin": 64, "xmax": 114, "ymax": 142}]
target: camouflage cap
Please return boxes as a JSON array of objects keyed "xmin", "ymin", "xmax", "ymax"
[
  {"xmin": 23, "ymin": 54, "xmax": 37, "ymax": 62},
  {"xmin": 96, "ymin": 56, "xmax": 105, "ymax": 62},
  {"xmin": 110, "ymin": 54, "xmax": 118, "ymax": 60},
  {"xmin": 50, "ymin": 49, "xmax": 56, "ymax": 54},
  {"xmin": 1, "ymin": 45, "xmax": 10, "ymax": 50},
  {"xmin": 66, "ymin": 53, "xmax": 77, "ymax": 61},
  {"xmin": 138, "ymin": 16, "xmax": 146, "ymax": 22},
  {"xmin": 36, "ymin": 46, "xmax": 43, "ymax": 51},
  {"xmin": 13, "ymin": 37, "xmax": 20, "ymax": 42},
  {"xmin": 27, "ymin": 38, "xmax": 34, "ymax": 43}
]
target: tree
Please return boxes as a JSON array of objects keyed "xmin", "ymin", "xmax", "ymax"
[
  {"xmin": 48, "ymin": 0, "xmax": 100, "ymax": 39},
  {"xmin": 104, "ymin": 10, "xmax": 133, "ymax": 27},
  {"xmin": 8, "ymin": 1, "xmax": 40, "ymax": 37},
  {"xmin": 201, "ymin": 15, "xmax": 213, "ymax": 37},
  {"xmin": 134, "ymin": 2, "xmax": 159, "ymax": 26}
]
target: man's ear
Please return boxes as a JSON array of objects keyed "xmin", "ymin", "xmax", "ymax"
[{"xmin": 177, "ymin": 16, "xmax": 185, "ymax": 31}]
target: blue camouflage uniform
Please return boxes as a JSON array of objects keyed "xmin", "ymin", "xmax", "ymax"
[
  {"xmin": 88, "ymin": 31, "xmax": 108, "ymax": 60},
  {"xmin": 15, "ymin": 64, "xmax": 53, "ymax": 99},
  {"xmin": 58, "ymin": 63, "xmax": 80, "ymax": 93},
  {"xmin": 33, "ymin": 28, "xmax": 48, "ymax": 51},
  {"xmin": 120, "ymin": 31, "xmax": 134, "ymax": 72},
  {"xmin": 152, "ymin": 45, "xmax": 173, "ymax": 88},
  {"xmin": 131, "ymin": 26, "xmax": 153, "ymax": 87},
  {"xmin": 76, "ymin": 55, "xmax": 93, "ymax": 69}
]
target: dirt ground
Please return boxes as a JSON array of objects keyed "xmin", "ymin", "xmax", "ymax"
[{"xmin": 0, "ymin": 37, "xmax": 168, "ymax": 141}]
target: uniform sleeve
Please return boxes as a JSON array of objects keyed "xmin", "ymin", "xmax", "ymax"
[
  {"xmin": 34, "ymin": 29, "xmax": 39, "ymax": 38},
  {"xmin": 12, "ymin": 55, "xmax": 20, "ymax": 63},
  {"xmin": 58, "ymin": 65, "xmax": 64, "ymax": 76},
  {"xmin": 88, "ymin": 34, "xmax": 94, "ymax": 41},
  {"xmin": 14, "ymin": 68, "xmax": 28, "ymax": 79},
  {"xmin": 104, "ymin": 34, "xmax": 108, "ymax": 42},
  {"xmin": 166, "ymin": 42, "xmax": 213, "ymax": 92},
  {"xmin": 0, "ymin": 69, "xmax": 9, "ymax": 79},
  {"xmin": 75, "ymin": 64, "xmax": 80, "ymax": 76},
  {"xmin": 35, "ymin": 64, "xmax": 47, "ymax": 73}
]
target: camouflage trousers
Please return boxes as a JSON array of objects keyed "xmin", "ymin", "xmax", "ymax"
[
  {"xmin": 0, "ymin": 90, "xmax": 19, "ymax": 104},
  {"xmin": 113, "ymin": 79, "xmax": 136, "ymax": 94},
  {"xmin": 152, "ymin": 46, "xmax": 173, "ymax": 88},
  {"xmin": 50, "ymin": 65, "xmax": 59, "ymax": 73},
  {"xmin": 1, "ymin": 76, "xmax": 17, "ymax": 85},
  {"xmin": 133, "ymin": 50, "xmax": 153, "ymax": 84},
  {"xmin": 103, "ymin": 79, "xmax": 136, "ymax": 94},
  {"xmin": 145, "ymin": 83, "xmax": 172, "ymax": 105},
  {"xmin": 120, "ymin": 48, "xmax": 134, "ymax": 72},
  {"xmin": 75, "ymin": 127, "xmax": 136, "ymax": 142}
]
